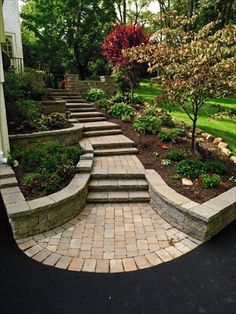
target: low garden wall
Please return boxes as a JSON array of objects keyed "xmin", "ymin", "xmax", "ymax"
[
  {"xmin": 146, "ymin": 169, "xmax": 236, "ymax": 241},
  {"xmin": 39, "ymin": 100, "xmax": 66, "ymax": 114},
  {"xmin": 65, "ymin": 74, "xmax": 115, "ymax": 95},
  {"xmin": 0, "ymin": 164, "xmax": 90, "ymax": 239},
  {"xmin": 9, "ymin": 124, "xmax": 83, "ymax": 148}
]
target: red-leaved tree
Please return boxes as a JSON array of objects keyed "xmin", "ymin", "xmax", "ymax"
[{"xmin": 102, "ymin": 24, "xmax": 149, "ymax": 100}]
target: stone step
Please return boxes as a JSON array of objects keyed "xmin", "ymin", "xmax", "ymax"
[
  {"xmin": 87, "ymin": 191, "xmax": 150, "ymax": 203},
  {"xmin": 94, "ymin": 147, "xmax": 138, "ymax": 156},
  {"xmin": 84, "ymin": 129, "xmax": 122, "ymax": 137},
  {"xmin": 68, "ymin": 107, "xmax": 96, "ymax": 112},
  {"xmin": 77, "ymin": 117, "xmax": 106, "ymax": 123},
  {"xmin": 83, "ymin": 121, "xmax": 120, "ymax": 131},
  {"xmin": 91, "ymin": 168, "xmax": 145, "ymax": 179},
  {"xmin": 0, "ymin": 176, "xmax": 18, "ymax": 189},
  {"xmin": 65, "ymin": 99, "xmax": 87, "ymax": 103},
  {"xmin": 89, "ymin": 179, "xmax": 149, "ymax": 191},
  {"xmin": 71, "ymin": 112, "xmax": 104, "ymax": 118},
  {"xmin": 66, "ymin": 103, "xmax": 92, "ymax": 108}
]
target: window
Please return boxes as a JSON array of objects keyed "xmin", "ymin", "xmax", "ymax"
[{"xmin": 3, "ymin": 34, "xmax": 14, "ymax": 58}]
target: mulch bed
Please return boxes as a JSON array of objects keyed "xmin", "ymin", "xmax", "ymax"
[{"xmin": 100, "ymin": 108, "xmax": 236, "ymax": 204}]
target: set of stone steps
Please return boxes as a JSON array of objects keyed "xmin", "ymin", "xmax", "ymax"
[
  {"xmin": 0, "ymin": 164, "xmax": 18, "ymax": 189},
  {"xmin": 89, "ymin": 135, "xmax": 138, "ymax": 156},
  {"xmin": 87, "ymin": 170, "xmax": 150, "ymax": 203},
  {"xmin": 67, "ymin": 99, "xmax": 150, "ymax": 203}
]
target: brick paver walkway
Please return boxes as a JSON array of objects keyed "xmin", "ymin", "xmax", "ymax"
[
  {"xmin": 17, "ymin": 203, "xmax": 200, "ymax": 272},
  {"xmin": 16, "ymin": 97, "xmax": 202, "ymax": 273}
]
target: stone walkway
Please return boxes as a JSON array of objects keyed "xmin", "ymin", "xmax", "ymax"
[
  {"xmin": 18, "ymin": 203, "xmax": 200, "ymax": 272},
  {"xmin": 16, "ymin": 96, "xmax": 201, "ymax": 273}
]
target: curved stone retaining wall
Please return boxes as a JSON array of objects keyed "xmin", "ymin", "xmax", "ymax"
[
  {"xmin": 0, "ymin": 168, "xmax": 90, "ymax": 239},
  {"xmin": 146, "ymin": 169, "xmax": 236, "ymax": 241},
  {"xmin": 9, "ymin": 124, "xmax": 83, "ymax": 148},
  {"xmin": 39, "ymin": 100, "xmax": 66, "ymax": 114}
]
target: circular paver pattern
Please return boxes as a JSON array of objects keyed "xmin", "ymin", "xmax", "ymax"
[{"xmin": 17, "ymin": 203, "xmax": 201, "ymax": 273}]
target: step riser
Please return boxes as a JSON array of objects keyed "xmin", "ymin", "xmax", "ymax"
[
  {"xmin": 89, "ymin": 186, "xmax": 148, "ymax": 192},
  {"xmin": 77, "ymin": 117, "xmax": 106, "ymax": 122},
  {"xmin": 84, "ymin": 130, "xmax": 122, "ymax": 137},
  {"xmin": 87, "ymin": 198, "xmax": 150, "ymax": 203},
  {"xmin": 65, "ymin": 99, "xmax": 87, "ymax": 103},
  {"xmin": 71, "ymin": 113, "xmax": 103, "ymax": 118},
  {"xmin": 94, "ymin": 150, "xmax": 137, "ymax": 156},
  {"xmin": 93, "ymin": 143, "xmax": 134, "ymax": 150},
  {"xmin": 69, "ymin": 108, "xmax": 96, "ymax": 112},
  {"xmin": 91, "ymin": 173, "xmax": 145, "ymax": 179},
  {"xmin": 84, "ymin": 125, "xmax": 119, "ymax": 131}
]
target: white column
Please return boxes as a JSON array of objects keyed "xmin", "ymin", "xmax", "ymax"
[{"xmin": 0, "ymin": 44, "xmax": 10, "ymax": 163}]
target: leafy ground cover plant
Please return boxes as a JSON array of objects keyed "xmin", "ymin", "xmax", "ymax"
[
  {"xmin": 165, "ymin": 150, "xmax": 186, "ymax": 161},
  {"xmin": 108, "ymin": 102, "xmax": 133, "ymax": 121},
  {"xmin": 86, "ymin": 88, "xmax": 106, "ymax": 102},
  {"xmin": 175, "ymin": 159, "xmax": 206, "ymax": 179},
  {"xmin": 201, "ymin": 173, "xmax": 221, "ymax": 189},
  {"xmin": 133, "ymin": 115, "xmax": 162, "ymax": 134},
  {"xmin": 9, "ymin": 141, "xmax": 84, "ymax": 196},
  {"xmin": 159, "ymin": 128, "xmax": 186, "ymax": 142}
]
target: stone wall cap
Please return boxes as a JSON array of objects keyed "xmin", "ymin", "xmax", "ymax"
[
  {"xmin": 189, "ymin": 205, "xmax": 219, "ymax": 222},
  {"xmin": 7, "ymin": 201, "xmax": 31, "ymax": 218},
  {"xmin": 28, "ymin": 196, "xmax": 55, "ymax": 211}
]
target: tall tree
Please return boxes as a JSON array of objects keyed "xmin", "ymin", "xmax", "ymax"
[
  {"xmin": 21, "ymin": 0, "xmax": 116, "ymax": 79},
  {"xmin": 125, "ymin": 16, "xmax": 236, "ymax": 151}
]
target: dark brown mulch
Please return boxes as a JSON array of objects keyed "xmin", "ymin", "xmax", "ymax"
[
  {"xmin": 8, "ymin": 123, "xmax": 73, "ymax": 135},
  {"xmin": 100, "ymin": 109, "xmax": 236, "ymax": 204},
  {"xmin": 14, "ymin": 166, "xmax": 75, "ymax": 201}
]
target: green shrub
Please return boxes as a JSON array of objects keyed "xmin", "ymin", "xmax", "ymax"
[
  {"xmin": 201, "ymin": 174, "xmax": 221, "ymax": 189},
  {"xmin": 144, "ymin": 107, "xmax": 175, "ymax": 127},
  {"xmin": 159, "ymin": 128, "xmax": 186, "ymax": 142},
  {"xmin": 204, "ymin": 160, "xmax": 226, "ymax": 175},
  {"xmin": 165, "ymin": 150, "xmax": 186, "ymax": 161},
  {"xmin": 108, "ymin": 102, "xmax": 133, "ymax": 121},
  {"xmin": 133, "ymin": 115, "xmax": 162, "ymax": 134},
  {"xmin": 175, "ymin": 159, "xmax": 205, "ymax": 179},
  {"xmin": 97, "ymin": 98, "xmax": 110, "ymax": 109},
  {"xmin": 112, "ymin": 68, "xmax": 129, "ymax": 94},
  {"xmin": 37, "ymin": 113, "xmax": 70, "ymax": 130},
  {"xmin": 12, "ymin": 141, "xmax": 84, "ymax": 195},
  {"xmin": 111, "ymin": 93, "xmax": 143, "ymax": 105},
  {"xmin": 23, "ymin": 171, "xmax": 61, "ymax": 193},
  {"xmin": 16, "ymin": 99, "xmax": 41, "ymax": 121},
  {"xmin": 86, "ymin": 88, "xmax": 106, "ymax": 101},
  {"xmin": 161, "ymin": 159, "xmax": 171, "ymax": 166},
  {"xmin": 171, "ymin": 175, "xmax": 181, "ymax": 180}
]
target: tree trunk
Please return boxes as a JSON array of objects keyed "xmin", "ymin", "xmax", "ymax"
[
  {"xmin": 188, "ymin": 0, "xmax": 194, "ymax": 18},
  {"xmin": 123, "ymin": 0, "xmax": 126, "ymax": 24},
  {"xmin": 191, "ymin": 116, "xmax": 197, "ymax": 152}
]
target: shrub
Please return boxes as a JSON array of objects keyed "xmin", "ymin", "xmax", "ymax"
[
  {"xmin": 97, "ymin": 98, "xmax": 110, "ymax": 109},
  {"xmin": 108, "ymin": 102, "xmax": 133, "ymax": 121},
  {"xmin": 165, "ymin": 150, "xmax": 186, "ymax": 162},
  {"xmin": 86, "ymin": 88, "xmax": 106, "ymax": 102},
  {"xmin": 201, "ymin": 174, "xmax": 221, "ymax": 189},
  {"xmin": 23, "ymin": 171, "xmax": 61, "ymax": 193},
  {"xmin": 37, "ymin": 113, "xmax": 70, "ymax": 130},
  {"xmin": 133, "ymin": 115, "xmax": 162, "ymax": 134},
  {"xmin": 112, "ymin": 68, "xmax": 130, "ymax": 94},
  {"xmin": 111, "ymin": 93, "xmax": 143, "ymax": 105},
  {"xmin": 16, "ymin": 99, "xmax": 41, "ymax": 121},
  {"xmin": 12, "ymin": 141, "xmax": 84, "ymax": 195},
  {"xmin": 144, "ymin": 107, "xmax": 175, "ymax": 127},
  {"xmin": 161, "ymin": 159, "xmax": 171, "ymax": 166},
  {"xmin": 159, "ymin": 128, "xmax": 186, "ymax": 142},
  {"xmin": 175, "ymin": 159, "xmax": 205, "ymax": 179},
  {"xmin": 204, "ymin": 160, "xmax": 226, "ymax": 175}
]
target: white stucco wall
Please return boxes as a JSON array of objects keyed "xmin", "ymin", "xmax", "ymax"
[{"xmin": 3, "ymin": 0, "xmax": 23, "ymax": 59}]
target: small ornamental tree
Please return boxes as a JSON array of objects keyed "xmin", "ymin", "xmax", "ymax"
[
  {"xmin": 102, "ymin": 23, "xmax": 149, "ymax": 101},
  {"xmin": 125, "ymin": 15, "xmax": 236, "ymax": 151}
]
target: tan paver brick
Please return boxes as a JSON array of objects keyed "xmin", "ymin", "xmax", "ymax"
[
  {"xmin": 18, "ymin": 240, "xmax": 36, "ymax": 251},
  {"xmin": 43, "ymin": 253, "xmax": 61, "ymax": 266},
  {"xmin": 156, "ymin": 249, "xmax": 173, "ymax": 262},
  {"xmin": 96, "ymin": 260, "xmax": 109, "ymax": 273},
  {"xmin": 145, "ymin": 253, "xmax": 162, "ymax": 266},
  {"xmin": 25, "ymin": 245, "xmax": 43, "ymax": 257},
  {"xmin": 122, "ymin": 258, "xmax": 137, "ymax": 271},
  {"xmin": 68, "ymin": 257, "xmax": 84, "ymax": 271},
  {"xmin": 55, "ymin": 256, "xmax": 72, "ymax": 269},
  {"xmin": 110, "ymin": 259, "xmax": 123, "ymax": 273},
  {"xmin": 82, "ymin": 259, "xmax": 97, "ymax": 272},
  {"xmin": 33, "ymin": 249, "xmax": 51, "ymax": 262},
  {"xmin": 134, "ymin": 256, "xmax": 151, "ymax": 269}
]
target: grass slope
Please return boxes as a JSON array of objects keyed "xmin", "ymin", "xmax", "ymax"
[{"xmin": 136, "ymin": 81, "xmax": 236, "ymax": 154}]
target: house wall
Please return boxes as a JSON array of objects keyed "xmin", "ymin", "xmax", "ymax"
[{"xmin": 3, "ymin": 0, "xmax": 23, "ymax": 60}]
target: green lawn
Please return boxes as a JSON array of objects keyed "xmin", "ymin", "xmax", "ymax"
[{"xmin": 136, "ymin": 81, "xmax": 236, "ymax": 155}]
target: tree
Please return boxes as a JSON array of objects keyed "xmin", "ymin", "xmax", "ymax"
[
  {"xmin": 102, "ymin": 23, "xmax": 149, "ymax": 100},
  {"xmin": 21, "ymin": 0, "xmax": 116, "ymax": 79},
  {"xmin": 125, "ymin": 16, "xmax": 236, "ymax": 151}
]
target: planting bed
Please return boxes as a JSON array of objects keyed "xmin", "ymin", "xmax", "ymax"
[{"xmin": 102, "ymin": 111, "xmax": 236, "ymax": 204}]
